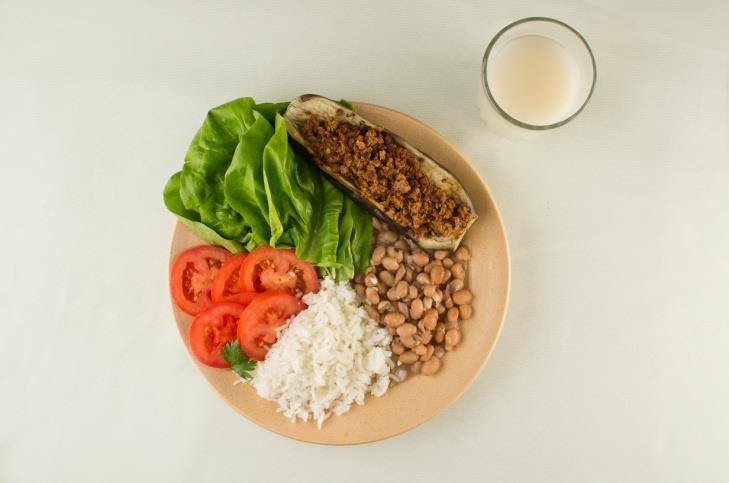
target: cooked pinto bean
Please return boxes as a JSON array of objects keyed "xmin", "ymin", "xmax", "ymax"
[
  {"xmin": 391, "ymin": 339, "xmax": 405, "ymax": 355},
  {"xmin": 421, "ymin": 356, "xmax": 440, "ymax": 375},
  {"xmin": 378, "ymin": 231, "xmax": 398, "ymax": 244},
  {"xmin": 444, "ymin": 295, "xmax": 454, "ymax": 309},
  {"xmin": 454, "ymin": 245, "xmax": 471, "ymax": 262},
  {"xmin": 396, "ymin": 323, "xmax": 417, "ymax": 338},
  {"xmin": 394, "ymin": 265, "xmax": 406, "ymax": 284},
  {"xmin": 430, "ymin": 264, "xmax": 445, "ymax": 284},
  {"xmin": 372, "ymin": 217, "xmax": 386, "ymax": 231},
  {"xmin": 420, "ymin": 344, "xmax": 435, "ymax": 362},
  {"xmin": 365, "ymin": 287, "xmax": 380, "ymax": 305},
  {"xmin": 432, "ymin": 289, "xmax": 443, "ymax": 306},
  {"xmin": 399, "ymin": 350, "xmax": 418, "ymax": 364},
  {"xmin": 422, "ymin": 309, "xmax": 438, "ymax": 331},
  {"xmin": 411, "ymin": 251, "xmax": 429, "ymax": 267},
  {"xmin": 415, "ymin": 272, "xmax": 430, "ymax": 286},
  {"xmin": 442, "ymin": 270, "xmax": 452, "ymax": 284},
  {"xmin": 405, "ymin": 267, "xmax": 414, "ymax": 283},
  {"xmin": 361, "ymin": 225, "xmax": 473, "ymax": 378},
  {"xmin": 397, "ymin": 301, "xmax": 409, "ymax": 319},
  {"xmin": 434, "ymin": 345, "xmax": 445, "ymax": 358},
  {"xmin": 381, "ymin": 256, "xmax": 399, "ymax": 271},
  {"xmin": 420, "ymin": 330, "xmax": 433, "ymax": 345},
  {"xmin": 394, "ymin": 280, "xmax": 409, "ymax": 299},
  {"xmin": 379, "ymin": 270, "xmax": 395, "ymax": 287},
  {"xmin": 364, "ymin": 304, "xmax": 380, "ymax": 322},
  {"xmin": 447, "ymin": 279, "xmax": 464, "ymax": 293},
  {"xmin": 365, "ymin": 273, "xmax": 378, "ymax": 287},
  {"xmin": 452, "ymin": 289, "xmax": 473, "ymax": 305},
  {"xmin": 459, "ymin": 304, "xmax": 473, "ymax": 320},
  {"xmin": 445, "ymin": 329, "xmax": 461, "ymax": 347},
  {"xmin": 434, "ymin": 250, "xmax": 449, "ymax": 260},
  {"xmin": 434, "ymin": 323, "xmax": 446, "ymax": 344},
  {"xmin": 410, "ymin": 298, "xmax": 424, "ymax": 320},
  {"xmin": 371, "ymin": 245, "xmax": 386, "ymax": 265},
  {"xmin": 401, "ymin": 336, "xmax": 417, "ymax": 349},
  {"xmin": 384, "ymin": 312, "xmax": 405, "ymax": 327},
  {"xmin": 377, "ymin": 300, "xmax": 393, "ymax": 312},
  {"xmin": 447, "ymin": 307, "xmax": 460, "ymax": 324},
  {"xmin": 451, "ymin": 262, "xmax": 466, "ymax": 280}
]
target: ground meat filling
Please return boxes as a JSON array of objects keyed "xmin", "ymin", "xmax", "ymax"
[{"xmin": 302, "ymin": 117, "xmax": 473, "ymax": 238}]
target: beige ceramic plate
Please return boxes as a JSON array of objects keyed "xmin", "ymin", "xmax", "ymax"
[{"xmin": 169, "ymin": 102, "xmax": 510, "ymax": 444}]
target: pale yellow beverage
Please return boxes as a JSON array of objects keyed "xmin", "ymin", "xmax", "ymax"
[{"xmin": 487, "ymin": 35, "xmax": 581, "ymax": 126}]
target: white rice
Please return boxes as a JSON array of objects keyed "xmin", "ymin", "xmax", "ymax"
[{"xmin": 250, "ymin": 278, "xmax": 392, "ymax": 427}]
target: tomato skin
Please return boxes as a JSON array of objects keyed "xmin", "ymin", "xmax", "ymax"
[
  {"xmin": 237, "ymin": 291, "xmax": 305, "ymax": 361},
  {"xmin": 239, "ymin": 247, "xmax": 320, "ymax": 295},
  {"xmin": 188, "ymin": 302, "xmax": 246, "ymax": 368},
  {"xmin": 220, "ymin": 291, "xmax": 258, "ymax": 307},
  {"xmin": 171, "ymin": 245, "xmax": 232, "ymax": 315},
  {"xmin": 211, "ymin": 252, "xmax": 248, "ymax": 302}
]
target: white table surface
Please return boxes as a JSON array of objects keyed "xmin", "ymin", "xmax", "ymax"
[{"xmin": 2, "ymin": 1, "xmax": 728, "ymax": 482}]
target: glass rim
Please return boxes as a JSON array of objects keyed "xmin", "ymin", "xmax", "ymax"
[{"xmin": 481, "ymin": 16, "xmax": 597, "ymax": 131}]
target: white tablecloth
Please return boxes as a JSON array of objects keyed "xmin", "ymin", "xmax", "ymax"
[{"xmin": 2, "ymin": 1, "xmax": 728, "ymax": 481}]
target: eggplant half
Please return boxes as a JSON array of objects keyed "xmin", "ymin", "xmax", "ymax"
[{"xmin": 284, "ymin": 94, "xmax": 477, "ymax": 250}]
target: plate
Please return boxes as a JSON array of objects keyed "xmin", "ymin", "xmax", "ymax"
[{"xmin": 168, "ymin": 102, "xmax": 510, "ymax": 444}]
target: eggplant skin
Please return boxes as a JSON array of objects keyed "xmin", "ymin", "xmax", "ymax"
[{"xmin": 285, "ymin": 94, "xmax": 478, "ymax": 250}]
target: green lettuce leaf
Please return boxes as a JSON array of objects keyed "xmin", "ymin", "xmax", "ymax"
[
  {"xmin": 253, "ymin": 102, "xmax": 289, "ymax": 124},
  {"xmin": 179, "ymin": 97, "xmax": 256, "ymax": 240},
  {"xmin": 163, "ymin": 97, "xmax": 372, "ymax": 280},
  {"xmin": 223, "ymin": 113, "xmax": 274, "ymax": 248},
  {"xmin": 163, "ymin": 172, "xmax": 243, "ymax": 253},
  {"xmin": 261, "ymin": 115, "xmax": 304, "ymax": 245},
  {"xmin": 338, "ymin": 99, "xmax": 356, "ymax": 111},
  {"xmin": 293, "ymin": 176, "xmax": 344, "ymax": 271},
  {"xmin": 349, "ymin": 197, "xmax": 374, "ymax": 273},
  {"xmin": 334, "ymin": 196, "xmax": 356, "ymax": 281}
]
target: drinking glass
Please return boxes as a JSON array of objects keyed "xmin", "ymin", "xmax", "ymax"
[{"xmin": 478, "ymin": 17, "xmax": 596, "ymax": 138}]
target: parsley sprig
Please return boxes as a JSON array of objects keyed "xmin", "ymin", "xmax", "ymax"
[{"xmin": 221, "ymin": 340, "xmax": 256, "ymax": 380}]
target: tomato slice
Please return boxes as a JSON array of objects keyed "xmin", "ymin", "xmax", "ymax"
[
  {"xmin": 188, "ymin": 302, "xmax": 246, "ymax": 368},
  {"xmin": 170, "ymin": 245, "xmax": 232, "ymax": 315},
  {"xmin": 221, "ymin": 291, "xmax": 258, "ymax": 307},
  {"xmin": 239, "ymin": 247, "xmax": 320, "ymax": 295},
  {"xmin": 211, "ymin": 252, "xmax": 248, "ymax": 302},
  {"xmin": 237, "ymin": 291, "xmax": 305, "ymax": 360}
]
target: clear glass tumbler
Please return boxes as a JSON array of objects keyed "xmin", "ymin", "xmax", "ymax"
[{"xmin": 478, "ymin": 17, "xmax": 596, "ymax": 138}]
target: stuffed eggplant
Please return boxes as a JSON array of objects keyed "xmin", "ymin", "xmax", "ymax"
[{"xmin": 285, "ymin": 94, "xmax": 477, "ymax": 250}]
